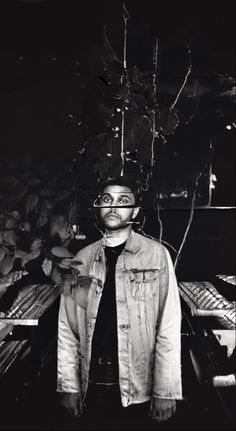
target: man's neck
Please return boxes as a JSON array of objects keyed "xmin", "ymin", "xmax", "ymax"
[{"xmin": 104, "ymin": 226, "xmax": 132, "ymax": 247}]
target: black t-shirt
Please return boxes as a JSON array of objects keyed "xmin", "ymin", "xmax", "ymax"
[{"xmin": 90, "ymin": 241, "xmax": 126, "ymax": 363}]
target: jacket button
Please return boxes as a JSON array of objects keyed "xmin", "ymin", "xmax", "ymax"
[{"xmin": 119, "ymin": 324, "xmax": 130, "ymax": 330}]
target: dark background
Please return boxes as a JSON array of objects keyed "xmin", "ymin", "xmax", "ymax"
[
  {"xmin": 0, "ymin": 0, "xmax": 235, "ymax": 278},
  {"xmin": 0, "ymin": 4, "xmax": 235, "ymax": 429},
  {"xmin": 0, "ymin": 0, "xmax": 235, "ymax": 202}
]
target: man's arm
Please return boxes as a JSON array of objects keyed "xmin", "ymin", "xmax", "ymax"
[
  {"xmin": 152, "ymin": 246, "xmax": 182, "ymax": 420},
  {"xmin": 57, "ymin": 294, "xmax": 83, "ymax": 417}
]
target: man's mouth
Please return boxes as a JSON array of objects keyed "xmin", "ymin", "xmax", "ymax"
[{"xmin": 106, "ymin": 213, "xmax": 120, "ymax": 220}]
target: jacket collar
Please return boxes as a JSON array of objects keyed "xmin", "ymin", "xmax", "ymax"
[
  {"xmin": 95, "ymin": 230, "xmax": 141, "ymax": 261},
  {"xmin": 124, "ymin": 230, "xmax": 141, "ymax": 254}
]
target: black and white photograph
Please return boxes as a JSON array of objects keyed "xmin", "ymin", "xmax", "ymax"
[{"xmin": 0, "ymin": 0, "xmax": 235, "ymax": 429}]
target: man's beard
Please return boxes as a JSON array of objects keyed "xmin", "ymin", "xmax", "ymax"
[{"xmin": 101, "ymin": 212, "xmax": 132, "ymax": 230}]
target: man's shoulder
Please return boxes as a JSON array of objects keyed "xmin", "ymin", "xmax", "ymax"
[
  {"xmin": 131, "ymin": 232, "xmax": 168, "ymax": 269},
  {"xmin": 134, "ymin": 231, "xmax": 165, "ymax": 251},
  {"xmin": 74, "ymin": 238, "xmax": 102, "ymax": 259}
]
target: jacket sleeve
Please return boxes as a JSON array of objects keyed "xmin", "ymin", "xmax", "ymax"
[
  {"xmin": 153, "ymin": 246, "xmax": 183, "ymax": 400},
  {"xmin": 57, "ymin": 294, "xmax": 80, "ymax": 393}
]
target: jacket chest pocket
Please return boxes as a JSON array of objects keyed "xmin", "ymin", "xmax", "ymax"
[{"xmin": 129, "ymin": 269, "xmax": 159, "ymax": 301}]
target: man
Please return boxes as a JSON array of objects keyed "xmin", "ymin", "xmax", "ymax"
[{"xmin": 56, "ymin": 176, "xmax": 182, "ymax": 429}]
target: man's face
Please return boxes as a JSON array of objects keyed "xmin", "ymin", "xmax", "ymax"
[{"xmin": 99, "ymin": 185, "xmax": 139, "ymax": 231}]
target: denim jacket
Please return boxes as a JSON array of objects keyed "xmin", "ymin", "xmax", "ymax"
[{"xmin": 57, "ymin": 230, "xmax": 183, "ymax": 407}]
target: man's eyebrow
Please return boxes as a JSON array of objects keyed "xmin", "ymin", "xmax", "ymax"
[
  {"xmin": 101, "ymin": 193, "xmax": 132, "ymax": 199},
  {"xmin": 118, "ymin": 194, "xmax": 132, "ymax": 199},
  {"xmin": 101, "ymin": 193, "xmax": 112, "ymax": 198}
]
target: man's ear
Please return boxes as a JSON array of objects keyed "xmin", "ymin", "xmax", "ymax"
[{"xmin": 132, "ymin": 207, "xmax": 140, "ymax": 220}]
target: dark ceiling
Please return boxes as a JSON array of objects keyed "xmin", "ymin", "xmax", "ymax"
[
  {"xmin": 0, "ymin": 0, "xmax": 235, "ymax": 92},
  {"xmin": 0, "ymin": 0, "xmax": 235, "ymax": 207},
  {"xmin": 0, "ymin": 0, "xmax": 235, "ymax": 166}
]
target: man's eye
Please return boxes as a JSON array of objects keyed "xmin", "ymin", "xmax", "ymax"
[
  {"xmin": 119, "ymin": 198, "xmax": 129, "ymax": 205},
  {"xmin": 102, "ymin": 196, "xmax": 111, "ymax": 203}
]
